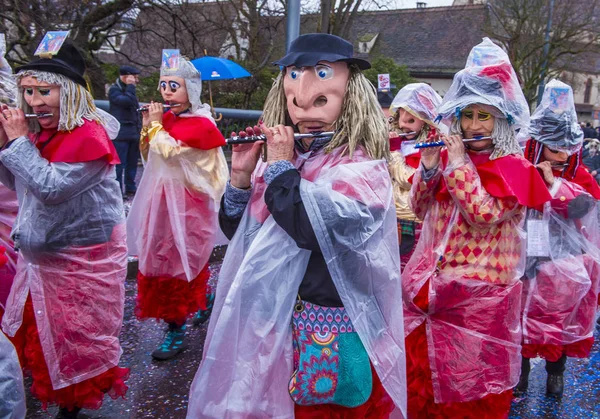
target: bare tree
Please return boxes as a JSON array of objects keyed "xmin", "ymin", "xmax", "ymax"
[
  {"xmin": 190, "ymin": 0, "xmax": 286, "ymax": 108},
  {"xmin": 1, "ymin": 0, "xmax": 139, "ymax": 98},
  {"xmin": 313, "ymin": 0, "xmax": 394, "ymax": 38},
  {"xmin": 487, "ymin": 0, "xmax": 600, "ymax": 105}
]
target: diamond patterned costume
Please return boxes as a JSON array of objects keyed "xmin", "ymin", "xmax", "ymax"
[{"xmin": 403, "ymin": 149, "xmax": 549, "ymax": 418}]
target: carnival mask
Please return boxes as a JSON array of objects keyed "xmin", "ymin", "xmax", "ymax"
[
  {"xmin": 159, "ymin": 75, "xmax": 190, "ymax": 110},
  {"xmin": 460, "ymin": 104, "xmax": 496, "ymax": 139},
  {"xmin": 283, "ymin": 61, "xmax": 349, "ymax": 134},
  {"xmin": 397, "ymin": 108, "xmax": 425, "ymax": 140},
  {"xmin": 20, "ymin": 75, "xmax": 60, "ymax": 130}
]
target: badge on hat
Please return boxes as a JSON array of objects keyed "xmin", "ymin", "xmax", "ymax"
[
  {"xmin": 161, "ymin": 49, "xmax": 180, "ymax": 72},
  {"xmin": 548, "ymin": 86, "xmax": 570, "ymax": 114},
  {"xmin": 34, "ymin": 31, "xmax": 70, "ymax": 59}
]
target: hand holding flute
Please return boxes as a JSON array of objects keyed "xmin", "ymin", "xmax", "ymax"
[
  {"xmin": 419, "ymin": 129, "xmax": 467, "ymax": 170},
  {"xmin": 0, "ymin": 104, "xmax": 29, "ymax": 144},
  {"xmin": 419, "ymin": 127, "xmax": 443, "ymax": 170},
  {"xmin": 229, "ymin": 125, "xmax": 266, "ymax": 189},
  {"xmin": 142, "ymin": 102, "xmax": 165, "ymax": 127}
]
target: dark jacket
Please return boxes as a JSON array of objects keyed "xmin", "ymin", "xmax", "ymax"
[
  {"xmin": 583, "ymin": 127, "xmax": 597, "ymax": 139},
  {"xmin": 108, "ymin": 79, "xmax": 141, "ymax": 141}
]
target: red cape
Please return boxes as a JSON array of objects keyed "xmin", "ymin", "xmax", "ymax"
[
  {"xmin": 162, "ymin": 112, "xmax": 226, "ymax": 150},
  {"xmin": 32, "ymin": 120, "xmax": 119, "ymax": 164},
  {"xmin": 435, "ymin": 150, "xmax": 551, "ymax": 210}
]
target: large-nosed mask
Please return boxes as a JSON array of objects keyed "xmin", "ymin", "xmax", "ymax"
[
  {"xmin": 283, "ymin": 61, "xmax": 349, "ymax": 133},
  {"xmin": 159, "ymin": 75, "xmax": 190, "ymax": 109}
]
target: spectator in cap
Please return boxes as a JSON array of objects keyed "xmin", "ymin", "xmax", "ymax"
[{"xmin": 109, "ymin": 65, "xmax": 142, "ymax": 197}]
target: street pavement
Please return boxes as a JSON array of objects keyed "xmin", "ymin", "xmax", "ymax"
[{"xmin": 23, "ymin": 258, "xmax": 600, "ymax": 418}]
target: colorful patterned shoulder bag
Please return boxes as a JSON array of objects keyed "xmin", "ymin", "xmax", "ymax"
[{"xmin": 288, "ymin": 296, "xmax": 373, "ymax": 407}]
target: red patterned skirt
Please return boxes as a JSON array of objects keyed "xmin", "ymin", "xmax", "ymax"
[
  {"xmin": 294, "ymin": 366, "xmax": 395, "ymax": 418},
  {"xmin": 522, "ymin": 338, "xmax": 595, "ymax": 362},
  {"xmin": 135, "ymin": 264, "xmax": 210, "ymax": 325},
  {"xmin": 10, "ymin": 297, "xmax": 129, "ymax": 411}
]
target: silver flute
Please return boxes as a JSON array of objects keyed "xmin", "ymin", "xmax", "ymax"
[
  {"xmin": 226, "ymin": 131, "xmax": 335, "ymax": 145},
  {"xmin": 414, "ymin": 136, "xmax": 492, "ymax": 149},
  {"xmin": 137, "ymin": 103, "xmax": 181, "ymax": 112},
  {"xmin": 396, "ymin": 131, "xmax": 417, "ymax": 137},
  {"xmin": 25, "ymin": 113, "xmax": 53, "ymax": 118}
]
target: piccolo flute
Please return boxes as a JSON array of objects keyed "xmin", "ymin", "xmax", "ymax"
[
  {"xmin": 397, "ymin": 131, "xmax": 417, "ymax": 137},
  {"xmin": 137, "ymin": 103, "xmax": 181, "ymax": 112},
  {"xmin": 226, "ymin": 131, "xmax": 336, "ymax": 145},
  {"xmin": 414, "ymin": 136, "xmax": 492, "ymax": 149},
  {"xmin": 550, "ymin": 162, "xmax": 568, "ymax": 169},
  {"xmin": 25, "ymin": 113, "xmax": 53, "ymax": 118}
]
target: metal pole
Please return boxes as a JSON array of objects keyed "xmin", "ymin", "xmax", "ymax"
[
  {"xmin": 286, "ymin": 0, "xmax": 300, "ymax": 52},
  {"xmin": 537, "ymin": 0, "xmax": 555, "ymax": 106}
]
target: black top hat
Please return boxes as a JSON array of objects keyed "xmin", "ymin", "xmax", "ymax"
[
  {"xmin": 15, "ymin": 40, "xmax": 87, "ymax": 87},
  {"xmin": 119, "ymin": 65, "xmax": 140, "ymax": 75},
  {"xmin": 274, "ymin": 34, "xmax": 370, "ymax": 70}
]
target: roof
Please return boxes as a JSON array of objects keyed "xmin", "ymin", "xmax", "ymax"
[{"xmin": 349, "ymin": 5, "xmax": 489, "ymax": 74}]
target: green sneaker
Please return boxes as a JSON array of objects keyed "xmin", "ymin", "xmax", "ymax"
[
  {"xmin": 151, "ymin": 324, "xmax": 187, "ymax": 360},
  {"xmin": 193, "ymin": 293, "xmax": 215, "ymax": 326}
]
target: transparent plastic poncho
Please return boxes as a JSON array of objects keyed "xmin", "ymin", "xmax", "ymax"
[
  {"xmin": 0, "ymin": 135, "xmax": 128, "ymax": 390},
  {"xmin": 187, "ymin": 146, "xmax": 407, "ymax": 419},
  {"xmin": 529, "ymin": 79, "xmax": 583, "ymax": 155},
  {"xmin": 0, "ymin": 330, "xmax": 26, "ymax": 419},
  {"xmin": 0, "ymin": 35, "xmax": 19, "ymax": 309},
  {"xmin": 2, "ymin": 224, "xmax": 127, "ymax": 389},
  {"xmin": 521, "ymin": 178, "xmax": 600, "ymax": 349},
  {"xmin": 0, "ymin": 185, "xmax": 18, "ymax": 310},
  {"xmin": 403, "ymin": 156, "xmax": 527, "ymax": 403},
  {"xmin": 437, "ymin": 38, "xmax": 530, "ymax": 134},
  {"xmin": 127, "ymin": 116, "xmax": 228, "ymax": 281},
  {"xmin": 0, "ymin": 34, "xmax": 16, "ymax": 107},
  {"xmin": 389, "ymin": 83, "xmax": 442, "ymax": 127}
]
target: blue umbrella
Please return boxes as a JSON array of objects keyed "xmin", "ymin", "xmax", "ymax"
[
  {"xmin": 190, "ymin": 56, "xmax": 252, "ymax": 121},
  {"xmin": 190, "ymin": 56, "xmax": 251, "ymax": 80}
]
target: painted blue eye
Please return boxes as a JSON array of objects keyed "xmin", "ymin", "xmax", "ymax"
[
  {"xmin": 169, "ymin": 81, "xmax": 180, "ymax": 91},
  {"xmin": 288, "ymin": 67, "xmax": 302, "ymax": 80},
  {"xmin": 315, "ymin": 65, "xmax": 333, "ymax": 80},
  {"xmin": 159, "ymin": 81, "xmax": 167, "ymax": 90},
  {"xmin": 24, "ymin": 88, "xmax": 34, "ymax": 96},
  {"xmin": 38, "ymin": 89, "xmax": 51, "ymax": 96}
]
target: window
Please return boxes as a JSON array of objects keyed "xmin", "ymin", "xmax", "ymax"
[{"xmin": 584, "ymin": 78, "xmax": 593, "ymax": 104}]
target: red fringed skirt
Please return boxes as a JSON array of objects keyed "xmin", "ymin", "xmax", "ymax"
[
  {"xmin": 136, "ymin": 264, "xmax": 210, "ymax": 325},
  {"xmin": 10, "ymin": 297, "xmax": 129, "ymax": 411},
  {"xmin": 406, "ymin": 283, "xmax": 513, "ymax": 419},
  {"xmin": 294, "ymin": 366, "xmax": 395, "ymax": 419},
  {"xmin": 522, "ymin": 338, "xmax": 595, "ymax": 362}
]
